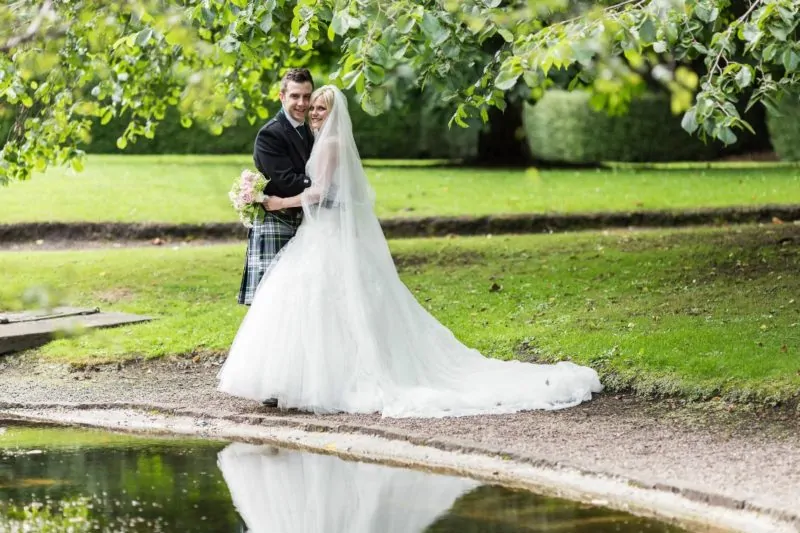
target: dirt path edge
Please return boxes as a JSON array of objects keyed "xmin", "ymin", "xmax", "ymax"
[{"xmin": 1, "ymin": 204, "xmax": 798, "ymax": 242}]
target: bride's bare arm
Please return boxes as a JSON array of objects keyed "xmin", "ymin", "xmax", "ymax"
[{"xmin": 264, "ymin": 138, "xmax": 338, "ymax": 211}]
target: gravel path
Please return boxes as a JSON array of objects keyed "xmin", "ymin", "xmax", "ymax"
[{"xmin": 1, "ymin": 354, "xmax": 798, "ymax": 530}]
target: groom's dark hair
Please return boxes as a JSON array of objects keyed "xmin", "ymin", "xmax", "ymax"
[{"xmin": 280, "ymin": 68, "xmax": 314, "ymax": 92}]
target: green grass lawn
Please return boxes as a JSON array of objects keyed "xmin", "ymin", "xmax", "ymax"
[
  {"xmin": 0, "ymin": 155, "xmax": 798, "ymax": 223},
  {"xmin": 2, "ymin": 224, "xmax": 797, "ymax": 404}
]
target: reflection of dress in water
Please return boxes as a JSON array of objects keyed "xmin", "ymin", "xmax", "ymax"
[{"xmin": 216, "ymin": 443, "xmax": 479, "ymax": 533}]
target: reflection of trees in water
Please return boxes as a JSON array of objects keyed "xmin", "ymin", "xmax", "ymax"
[
  {"xmin": 1, "ymin": 445, "xmax": 240, "ymax": 532},
  {"xmin": 425, "ymin": 485, "xmax": 687, "ymax": 533}
]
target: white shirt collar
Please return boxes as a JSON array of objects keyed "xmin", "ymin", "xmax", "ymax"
[{"xmin": 282, "ymin": 107, "xmax": 305, "ymax": 129}]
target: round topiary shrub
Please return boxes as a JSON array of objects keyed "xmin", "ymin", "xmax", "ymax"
[
  {"xmin": 523, "ymin": 90, "xmax": 719, "ymax": 164},
  {"xmin": 766, "ymin": 92, "xmax": 800, "ymax": 161}
]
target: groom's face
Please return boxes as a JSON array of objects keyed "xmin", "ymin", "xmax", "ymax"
[{"xmin": 280, "ymin": 81, "xmax": 313, "ymax": 124}]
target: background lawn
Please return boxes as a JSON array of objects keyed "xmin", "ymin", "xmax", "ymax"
[
  {"xmin": 0, "ymin": 155, "xmax": 798, "ymax": 223},
  {"xmin": 2, "ymin": 224, "xmax": 797, "ymax": 404}
]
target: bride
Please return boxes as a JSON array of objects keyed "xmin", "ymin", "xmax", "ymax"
[{"xmin": 217, "ymin": 85, "xmax": 602, "ymax": 418}]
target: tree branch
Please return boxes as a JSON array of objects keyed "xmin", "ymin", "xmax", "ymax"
[{"xmin": 708, "ymin": 0, "xmax": 765, "ymax": 77}]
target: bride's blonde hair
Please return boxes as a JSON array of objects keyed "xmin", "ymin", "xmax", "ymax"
[{"xmin": 311, "ymin": 86, "xmax": 336, "ymax": 112}]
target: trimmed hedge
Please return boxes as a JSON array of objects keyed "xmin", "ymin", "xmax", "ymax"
[
  {"xmin": 1, "ymin": 93, "xmax": 478, "ymax": 160},
  {"xmin": 766, "ymin": 93, "xmax": 800, "ymax": 161},
  {"xmin": 523, "ymin": 90, "xmax": 719, "ymax": 163}
]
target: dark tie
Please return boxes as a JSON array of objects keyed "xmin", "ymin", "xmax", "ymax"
[{"xmin": 295, "ymin": 125, "xmax": 306, "ymax": 142}]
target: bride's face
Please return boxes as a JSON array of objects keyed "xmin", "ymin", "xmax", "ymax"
[{"xmin": 309, "ymin": 98, "xmax": 330, "ymax": 131}]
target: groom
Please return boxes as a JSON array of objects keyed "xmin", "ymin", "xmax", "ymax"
[{"xmin": 238, "ymin": 68, "xmax": 315, "ymax": 307}]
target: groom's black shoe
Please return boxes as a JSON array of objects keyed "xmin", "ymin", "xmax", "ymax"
[{"xmin": 262, "ymin": 398, "xmax": 279, "ymax": 408}]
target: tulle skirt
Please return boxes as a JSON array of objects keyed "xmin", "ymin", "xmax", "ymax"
[{"xmin": 217, "ymin": 214, "xmax": 602, "ymax": 418}]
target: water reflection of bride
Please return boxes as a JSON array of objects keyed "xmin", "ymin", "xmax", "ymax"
[{"xmin": 216, "ymin": 442, "xmax": 479, "ymax": 533}]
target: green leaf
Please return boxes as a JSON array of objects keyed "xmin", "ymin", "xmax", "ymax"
[
  {"xmin": 70, "ymin": 157, "xmax": 84, "ymax": 173},
  {"xmin": 100, "ymin": 110, "xmax": 114, "ymax": 125},
  {"xmin": 180, "ymin": 116, "xmax": 193, "ymax": 128},
  {"xmin": 718, "ymin": 126, "xmax": 737, "ymax": 145},
  {"xmin": 392, "ymin": 41, "xmax": 409, "ymax": 60},
  {"xmin": 361, "ymin": 86, "xmax": 387, "ymax": 116},
  {"xmin": 494, "ymin": 66, "xmax": 521, "ymax": 91},
  {"xmin": 364, "ymin": 64, "xmax": 385, "ymax": 84},
  {"xmin": 342, "ymin": 69, "xmax": 362, "ymax": 89},
  {"xmin": 734, "ymin": 65, "xmax": 753, "ymax": 89},
  {"xmin": 665, "ymin": 21, "xmax": 679, "ymax": 42},
  {"xmin": 675, "ymin": 67, "xmax": 699, "ymax": 90},
  {"xmin": 344, "ymin": 14, "xmax": 361, "ymax": 30},
  {"xmin": 135, "ymin": 28, "xmax": 154, "ymax": 47},
  {"xmin": 369, "ymin": 43, "xmax": 390, "ymax": 65},
  {"xmin": 260, "ymin": 14, "xmax": 274, "ymax": 34},
  {"xmin": 421, "ymin": 13, "xmax": 448, "ymax": 46},
  {"xmin": 497, "ymin": 28, "xmax": 514, "ymax": 43},
  {"xmin": 331, "ymin": 11, "xmax": 348, "ymax": 36},
  {"xmin": 694, "ymin": 3, "xmax": 719, "ymax": 23},
  {"xmin": 768, "ymin": 24, "xmax": 790, "ymax": 41},
  {"xmin": 639, "ymin": 18, "xmax": 656, "ymax": 43},
  {"xmin": 741, "ymin": 24, "xmax": 761, "ymax": 43},
  {"xmin": 782, "ymin": 49, "xmax": 799, "ymax": 71},
  {"xmin": 116, "ymin": 136, "xmax": 128, "ymax": 150},
  {"xmin": 681, "ymin": 108, "xmax": 699, "ymax": 134},
  {"xmin": 396, "ymin": 15, "xmax": 414, "ymax": 34}
]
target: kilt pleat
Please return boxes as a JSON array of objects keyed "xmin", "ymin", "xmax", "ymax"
[{"xmin": 237, "ymin": 210, "xmax": 302, "ymax": 305}]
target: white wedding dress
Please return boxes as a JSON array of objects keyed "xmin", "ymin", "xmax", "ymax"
[
  {"xmin": 217, "ymin": 87, "xmax": 602, "ymax": 417},
  {"xmin": 217, "ymin": 443, "xmax": 479, "ymax": 533}
]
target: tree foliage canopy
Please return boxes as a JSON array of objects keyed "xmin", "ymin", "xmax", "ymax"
[{"xmin": 1, "ymin": 0, "xmax": 798, "ymax": 184}]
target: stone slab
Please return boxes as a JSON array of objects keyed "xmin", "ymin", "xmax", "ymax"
[
  {"xmin": 0, "ymin": 310, "xmax": 152, "ymax": 354},
  {"xmin": 0, "ymin": 306, "xmax": 100, "ymax": 324}
]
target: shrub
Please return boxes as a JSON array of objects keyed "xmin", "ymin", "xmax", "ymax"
[
  {"xmin": 766, "ymin": 92, "xmax": 800, "ymax": 161},
  {"xmin": 523, "ymin": 90, "xmax": 719, "ymax": 163}
]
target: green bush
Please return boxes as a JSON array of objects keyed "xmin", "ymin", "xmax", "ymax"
[
  {"xmin": 1, "ymin": 94, "xmax": 478, "ymax": 160},
  {"xmin": 81, "ymin": 108, "xmax": 259, "ymax": 155},
  {"xmin": 523, "ymin": 90, "xmax": 719, "ymax": 163},
  {"xmin": 766, "ymin": 92, "xmax": 800, "ymax": 161},
  {"xmin": 344, "ymin": 92, "xmax": 478, "ymax": 159}
]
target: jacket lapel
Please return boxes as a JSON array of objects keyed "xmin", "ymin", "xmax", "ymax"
[{"xmin": 277, "ymin": 110, "xmax": 308, "ymax": 161}]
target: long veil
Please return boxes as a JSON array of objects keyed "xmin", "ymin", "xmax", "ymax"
[{"xmin": 301, "ymin": 87, "xmax": 376, "ymax": 222}]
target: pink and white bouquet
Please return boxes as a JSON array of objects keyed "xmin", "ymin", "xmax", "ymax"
[{"xmin": 229, "ymin": 169, "xmax": 269, "ymax": 228}]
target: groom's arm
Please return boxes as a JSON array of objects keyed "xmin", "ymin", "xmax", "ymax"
[
  {"xmin": 255, "ymin": 127, "xmax": 311, "ymax": 197},
  {"xmin": 265, "ymin": 139, "xmax": 338, "ymax": 210}
]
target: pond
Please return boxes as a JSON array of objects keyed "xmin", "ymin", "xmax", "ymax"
[{"xmin": 0, "ymin": 421, "xmax": 691, "ymax": 532}]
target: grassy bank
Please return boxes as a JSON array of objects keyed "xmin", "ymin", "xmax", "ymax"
[
  {"xmin": 0, "ymin": 156, "xmax": 798, "ymax": 223},
  {"xmin": 1, "ymin": 224, "xmax": 797, "ymax": 404}
]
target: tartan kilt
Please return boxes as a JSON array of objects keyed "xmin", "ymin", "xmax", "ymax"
[{"xmin": 237, "ymin": 210, "xmax": 302, "ymax": 305}]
